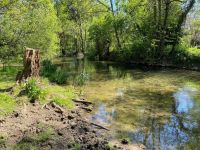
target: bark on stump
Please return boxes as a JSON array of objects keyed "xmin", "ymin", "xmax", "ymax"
[{"xmin": 16, "ymin": 48, "xmax": 40, "ymax": 82}]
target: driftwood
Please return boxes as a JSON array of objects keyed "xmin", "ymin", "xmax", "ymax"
[
  {"xmin": 16, "ymin": 48, "xmax": 40, "ymax": 82},
  {"xmin": 72, "ymin": 99, "xmax": 93, "ymax": 105},
  {"xmin": 90, "ymin": 122, "xmax": 109, "ymax": 131},
  {"xmin": 80, "ymin": 107, "xmax": 92, "ymax": 112},
  {"xmin": 51, "ymin": 102, "xmax": 64, "ymax": 114},
  {"xmin": 0, "ymin": 87, "xmax": 13, "ymax": 92}
]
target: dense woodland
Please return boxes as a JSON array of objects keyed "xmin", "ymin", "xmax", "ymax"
[{"xmin": 0, "ymin": 0, "xmax": 200, "ymax": 68}]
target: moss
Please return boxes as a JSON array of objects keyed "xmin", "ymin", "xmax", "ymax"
[{"xmin": 0, "ymin": 93, "xmax": 16, "ymax": 116}]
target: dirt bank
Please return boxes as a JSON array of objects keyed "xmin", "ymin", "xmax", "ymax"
[{"xmin": 0, "ymin": 100, "xmax": 139, "ymax": 150}]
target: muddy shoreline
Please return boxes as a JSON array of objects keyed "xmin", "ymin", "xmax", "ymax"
[{"xmin": 0, "ymin": 100, "xmax": 136, "ymax": 150}]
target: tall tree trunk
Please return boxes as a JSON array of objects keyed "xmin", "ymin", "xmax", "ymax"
[
  {"xmin": 110, "ymin": 0, "xmax": 121, "ymax": 50},
  {"xmin": 157, "ymin": 0, "xmax": 170, "ymax": 59},
  {"xmin": 158, "ymin": 0, "xmax": 162, "ymax": 30},
  {"xmin": 153, "ymin": 0, "xmax": 157, "ymax": 24},
  {"xmin": 170, "ymin": 0, "xmax": 196, "ymax": 54}
]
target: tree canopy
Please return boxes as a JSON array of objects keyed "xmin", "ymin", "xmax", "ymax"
[{"xmin": 0, "ymin": 0, "xmax": 199, "ymax": 66}]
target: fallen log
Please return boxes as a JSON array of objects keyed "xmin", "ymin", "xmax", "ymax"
[
  {"xmin": 72, "ymin": 99, "xmax": 93, "ymax": 105},
  {"xmin": 80, "ymin": 106, "xmax": 92, "ymax": 112}
]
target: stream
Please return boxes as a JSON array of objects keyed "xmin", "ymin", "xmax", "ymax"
[{"xmin": 56, "ymin": 58, "xmax": 200, "ymax": 150}]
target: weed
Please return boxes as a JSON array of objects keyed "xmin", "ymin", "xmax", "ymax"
[{"xmin": 25, "ymin": 78, "xmax": 47, "ymax": 102}]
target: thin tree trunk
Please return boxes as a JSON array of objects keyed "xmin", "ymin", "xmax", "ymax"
[
  {"xmin": 170, "ymin": 0, "xmax": 195, "ymax": 54},
  {"xmin": 158, "ymin": 1, "xmax": 170, "ymax": 59},
  {"xmin": 110, "ymin": 0, "xmax": 121, "ymax": 50}
]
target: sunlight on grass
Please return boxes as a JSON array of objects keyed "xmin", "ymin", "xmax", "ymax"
[{"xmin": 0, "ymin": 93, "xmax": 16, "ymax": 116}]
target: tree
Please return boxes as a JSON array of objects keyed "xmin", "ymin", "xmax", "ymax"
[{"xmin": 0, "ymin": 0, "xmax": 60, "ymax": 65}]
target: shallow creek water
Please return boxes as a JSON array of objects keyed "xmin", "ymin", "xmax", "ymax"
[{"xmin": 55, "ymin": 58, "xmax": 200, "ymax": 150}]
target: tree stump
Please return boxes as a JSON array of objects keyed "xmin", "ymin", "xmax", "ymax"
[{"xmin": 16, "ymin": 48, "xmax": 40, "ymax": 82}]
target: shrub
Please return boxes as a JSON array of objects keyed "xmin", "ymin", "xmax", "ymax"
[
  {"xmin": 74, "ymin": 72, "xmax": 89, "ymax": 86},
  {"xmin": 25, "ymin": 78, "xmax": 46, "ymax": 102},
  {"xmin": 0, "ymin": 93, "xmax": 16, "ymax": 116},
  {"xmin": 49, "ymin": 68, "xmax": 69, "ymax": 84},
  {"xmin": 41, "ymin": 60, "xmax": 69, "ymax": 84},
  {"xmin": 40, "ymin": 59, "xmax": 57, "ymax": 77}
]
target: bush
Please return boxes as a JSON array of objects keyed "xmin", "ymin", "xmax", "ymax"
[
  {"xmin": 41, "ymin": 59, "xmax": 57, "ymax": 77},
  {"xmin": 49, "ymin": 68, "xmax": 69, "ymax": 84},
  {"xmin": 74, "ymin": 72, "xmax": 89, "ymax": 86},
  {"xmin": 0, "ymin": 93, "xmax": 16, "ymax": 116},
  {"xmin": 41, "ymin": 60, "xmax": 69, "ymax": 84},
  {"xmin": 25, "ymin": 78, "xmax": 46, "ymax": 102}
]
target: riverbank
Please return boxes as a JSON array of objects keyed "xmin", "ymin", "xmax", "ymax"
[
  {"xmin": 0, "ymin": 96, "xmax": 142, "ymax": 150},
  {"xmin": 0, "ymin": 100, "xmax": 110, "ymax": 150},
  {"xmin": 0, "ymin": 72, "xmax": 142, "ymax": 150}
]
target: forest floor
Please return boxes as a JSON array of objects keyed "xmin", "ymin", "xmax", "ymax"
[{"xmin": 0, "ymin": 98, "xmax": 141, "ymax": 150}]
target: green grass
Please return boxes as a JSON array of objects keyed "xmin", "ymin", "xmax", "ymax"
[
  {"xmin": 23, "ymin": 78, "xmax": 76, "ymax": 109},
  {"xmin": 0, "ymin": 66, "xmax": 20, "ymax": 89},
  {"xmin": 0, "ymin": 93, "xmax": 16, "ymax": 116},
  {"xmin": 0, "ymin": 65, "xmax": 76, "ymax": 112},
  {"xmin": 53, "ymin": 96, "xmax": 75, "ymax": 109}
]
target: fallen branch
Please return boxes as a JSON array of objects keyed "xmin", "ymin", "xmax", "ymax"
[
  {"xmin": 51, "ymin": 102, "xmax": 64, "ymax": 114},
  {"xmin": 0, "ymin": 87, "xmax": 13, "ymax": 92},
  {"xmin": 80, "ymin": 107, "xmax": 92, "ymax": 112},
  {"xmin": 72, "ymin": 99, "xmax": 93, "ymax": 105},
  {"xmin": 90, "ymin": 122, "xmax": 109, "ymax": 131}
]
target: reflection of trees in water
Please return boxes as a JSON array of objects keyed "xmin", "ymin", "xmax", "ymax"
[
  {"xmin": 56, "ymin": 59, "xmax": 200, "ymax": 149},
  {"xmin": 99, "ymin": 86, "xmax": 200, "ymax": 149}
]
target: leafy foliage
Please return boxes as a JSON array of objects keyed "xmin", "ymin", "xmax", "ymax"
[
  {"xmin": 74, "ymin": 72, "xmax": 89, "ymax": 86},
  {"xmin": 41, "ymin": 60, "xmax": 69, "ymax": 84},
  {"xmin": 0, "ymin": 0, "xmax": 61, "ymax": 64},
  {"xmin": 25, "ymin": 78, "xmax": 46, "ymax": 102}
]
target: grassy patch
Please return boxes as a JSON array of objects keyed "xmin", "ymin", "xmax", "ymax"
[
  {"xmin": 0, "ymin": 93, "xmax": 16, "ymax": 116},
  {"xmin": 23, "ymin": 78, "xmax": 76, "ymax": 109},
  {"xmin": 14, "ymin": 124, "xmax": 54, "ymax": 150},
  {"xmin": 0, "ymin": 66, "xmax": 20, "ymax": 89},
  {"xmin": 52, "ymin": 96, "xmax": 75, "ymax": 109}
]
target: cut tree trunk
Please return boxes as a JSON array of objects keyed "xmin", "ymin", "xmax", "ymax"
[{"xmin": 16, "ymin": 48, "xmax": 40, "ymax": 82}]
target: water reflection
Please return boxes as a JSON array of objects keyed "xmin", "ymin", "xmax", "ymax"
[
  {"xmin": 174, "ymin": 86, "xmax": 197, "ymax": 114},
  {"xmin": 92, "ymin": 104, "xmax": 116, "ymax": 127},
  {"xmin": 91, "ymin": 86, "xmax": 200, "ymax": 149}
]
